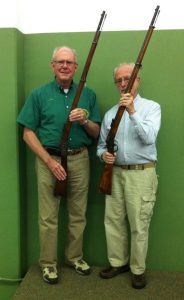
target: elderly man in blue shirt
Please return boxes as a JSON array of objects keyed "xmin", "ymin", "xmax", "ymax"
[{"xmin": 97, "ymin": 63, "xmax": 161, "ymax": 289}]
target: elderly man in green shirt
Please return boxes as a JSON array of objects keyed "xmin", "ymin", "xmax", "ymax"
[{"xmin": 17, "ymin": 46, "xmax": 101, "ymax": 284}]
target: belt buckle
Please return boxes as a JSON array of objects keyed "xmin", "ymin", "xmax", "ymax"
[
  {"xmin": 67, "ymin": 149, "xmax": 75, "ymax": 155},
  {"xmin": 67, "ymin": 147, "xmax": 83, "ymax": 155}
]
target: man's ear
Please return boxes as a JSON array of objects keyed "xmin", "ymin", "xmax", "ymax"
[
  {"xmin": 137, "ymin": 76, "xmax": 140, "ymax": 83},
  {"xmin": 50, "ymin": 61, "xmax": 55, "ymax": 72},
  {"xmin": 74, "ymin": 63, "xmax": 78, "ymax": 73}
]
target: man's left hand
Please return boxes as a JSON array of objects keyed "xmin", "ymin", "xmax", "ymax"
[{"xmin": 69, "ymin": 108, "xmax": 87, "ymax": 125}]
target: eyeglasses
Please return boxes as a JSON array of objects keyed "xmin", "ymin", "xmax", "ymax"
[
  {"xmin": 114, "ymin": 76, "xmax": 131, "ymax": 85},
  {"xmin": 53, "ymin": 60, "xmax": 77, "ymax": 67}
]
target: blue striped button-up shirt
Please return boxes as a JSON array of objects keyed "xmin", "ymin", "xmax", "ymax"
[{"xmin": 97, "ymin": 94, "xmax": 161, "ymax": 165}]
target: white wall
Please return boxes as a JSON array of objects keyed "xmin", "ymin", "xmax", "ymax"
[{"xmin": 0, "ymin": 0, "xmax": 183, "ymax": 33}]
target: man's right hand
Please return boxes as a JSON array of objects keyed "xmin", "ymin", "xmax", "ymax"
[
  {"xmin": 102, "ymin": 151, "xmax": 116, "ymax": 164},
  {"xmin": 23, "ymin": 128, "xmax": 67, "ymax": 180},
  {"xmin": 46, "ymin": 157, "xmax": 67, "ymax": 181}
]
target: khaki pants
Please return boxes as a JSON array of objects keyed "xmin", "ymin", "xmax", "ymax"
[
  {"xmin": 105, "ymin": 166, "xmax": 158, "ymax": 274},
  {"xmin": 35, "ymin": 148, "xmax": 89, "ymax": 268}
]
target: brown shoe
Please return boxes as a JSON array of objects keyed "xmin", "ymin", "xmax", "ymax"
[
  {"xmin": 131, "ymin": 273, "xmax": 146, "ymax": 289},
  {"xmin": 100, "ymin": 264, "xmax": 130, "ymax": 279}
]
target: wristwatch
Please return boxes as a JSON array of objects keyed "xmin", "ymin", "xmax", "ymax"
[{"xmin": 81, "ymin": 119, "xmax": 89, "ymax": 126}]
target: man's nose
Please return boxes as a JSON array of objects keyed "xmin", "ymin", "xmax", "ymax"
[{"xmin": 121, "ymin": 79, "xmax": 127, "ymax": 86}]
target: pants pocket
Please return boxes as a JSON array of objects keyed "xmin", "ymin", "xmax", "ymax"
[{"xmin": 140, "ymin": 194, "xmax": 156, "ymax": 221}]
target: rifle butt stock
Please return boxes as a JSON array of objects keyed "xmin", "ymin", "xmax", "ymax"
[
  {"xmin": 99, "ymin": 163, "xmax": 113, "ymax": 195},
  {"xmin": 54, "ymin": 178, "xmax": 67, "ymax": 197},
  {"xmin": 53, "ymin": 153, "xmax": 67, "ymax": 197}
]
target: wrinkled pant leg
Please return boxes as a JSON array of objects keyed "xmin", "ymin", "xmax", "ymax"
[
  {"xmin": 65, "ymin": 149, "xmax": 89, "ymax": 263},
  {"xmin": 105, "ymin": 166, "xmax": 129, "ymax": 267},
  {"xmin": 125, "ymin": 168, "xmax": 158, "ymax": 274},
  {"xmin": 36, "ymin": 156, "xmax": 60, "ymax": 268}
]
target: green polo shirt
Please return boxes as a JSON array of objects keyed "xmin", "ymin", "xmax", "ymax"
[{"xmin": 17, "ymin": 80, "xmax": 101, "ymax": 149}]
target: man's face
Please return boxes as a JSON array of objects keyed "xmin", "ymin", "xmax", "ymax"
[
  {"xmin": 51, "ymin": 49, "xmax": 78, "ymax": 86},
  {"xmin": 114, "ymin": 65, "xmax": 140, "ymax": 97}
]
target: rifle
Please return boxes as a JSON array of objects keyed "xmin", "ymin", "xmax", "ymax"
[
  {"xmin": 54, "ymin": 11, "xmax": 107, "ymax": 197},
  {"xmin": 99, "ymin": 5, "xmax": 160, "ymax": 195}
]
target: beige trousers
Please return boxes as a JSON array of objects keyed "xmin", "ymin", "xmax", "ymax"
[
  {"xmin": 105, "ymin": 166, "xmax": 158, "ymax": 275},
  {"xmin": 35, "ymin": 148, "xmax": 89, "ymax": 268}
]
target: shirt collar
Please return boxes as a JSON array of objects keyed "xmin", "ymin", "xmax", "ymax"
[
  {"xmin": 54, "ymin": 78, "xmax": 76, "ymax": 93},
  {"xmin": 134, "ymin": 93, "xmax": 141, "ymax": 104}
]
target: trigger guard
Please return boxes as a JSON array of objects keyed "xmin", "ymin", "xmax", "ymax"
[{"xmin": 114, "ymin": 144, "xmax": 118, "ymax": 152}]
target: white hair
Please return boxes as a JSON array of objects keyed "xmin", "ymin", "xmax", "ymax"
[{"xmin": 51, "ymin": 46, "xmax": 77, "ymax": 62}]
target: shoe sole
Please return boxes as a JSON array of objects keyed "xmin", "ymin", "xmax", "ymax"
[
  {"xmin": 43, "ymin": 276, "xmax": 58, "ymax": 284},
  {"xmin": 75, "ymin": 268, "xmax": 91, "ymax": 276},
  {"xmin": 66, "ymin": 262, "xmax": 91, "ymax": 276},
  {"xmin": 132, "ymin": 283, "xmax": 146, "ymax": 289}
]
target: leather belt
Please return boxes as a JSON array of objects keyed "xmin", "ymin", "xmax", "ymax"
[
  {"xmin": 67, "ymin": 147, "xmax": 86, "ymax": 155},
  {"xmin": 115, "ymin": 162, "xmax": 155, "ymax": 170},
  {"xmin": 45, "ymin": 147, "xmax": 86, "ymax": 156}
]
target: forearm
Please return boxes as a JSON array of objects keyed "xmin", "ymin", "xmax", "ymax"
[
  {"xmin": 69, "ymin": 107, "xmax": 100, "ymax": 139},
  {"xmin": 23, "ymin": 128, "xmax": 52, "ymax": 165},
  {"xmin": 82, "ymin": 120, "xmax": 100, "ymax": 139},
  {"xmin": 129, "ymin": 109, "xmax": 161, "ymax": 144}
]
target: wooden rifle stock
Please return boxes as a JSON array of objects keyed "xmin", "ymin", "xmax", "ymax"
[
  {"xmin": 54, "ymin": 135, "xmax": 68, "ymax": 197},
  {"xmin": 54, "ymin": 11, "xmax": 107, "ymax": 197},
  {"xmin": 99, "ymin": 5, "xmax": 160, "ymax": 195}
]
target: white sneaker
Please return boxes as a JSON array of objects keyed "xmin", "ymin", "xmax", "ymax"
[
  {"xmin": 72, "ymin": 259, "xmax": 91, "ymax": 275},
  {"xmin": 42, "ymin": 266, "xmax": 58, "ymax": 284}
]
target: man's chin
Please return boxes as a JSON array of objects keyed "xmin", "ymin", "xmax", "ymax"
[{"xmin": 60, "ymin": 77, "xmax": 71, "ymax": 83}]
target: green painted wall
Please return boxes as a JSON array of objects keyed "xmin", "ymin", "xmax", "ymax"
[
  {"xmin": 0, "ymin": 28, "xmax": 24, "ymax": 300},
  {"xmin": 1, "ymin": 28, "xmax": 184, "ymax": 299}
]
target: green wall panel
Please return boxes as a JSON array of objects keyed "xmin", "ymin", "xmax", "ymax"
[{"xmin": 0, "ymin": 28, "xmax": 24, "ymax": 300}]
